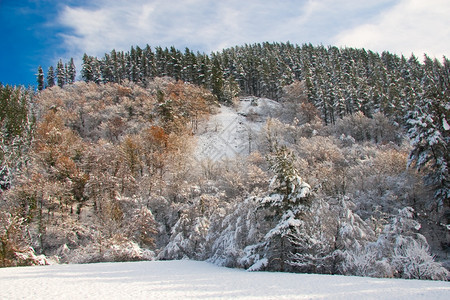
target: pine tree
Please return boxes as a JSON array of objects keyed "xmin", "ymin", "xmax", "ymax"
[
  {"xmin": 406, "ymin": 56, "xmax": 450, "ymax": 209},
  {"xmin": 47, "ymin": 66, "xmax": 55, "ymax": 88},
  {"xmin": 0, "ymin": 84, "xmax": 33, "ymax": 191},
  {"xmin": 81, "ymin": 53, "xmax": 93, "ymax": 82},
  {"xmin": 210, "ymin": 55, "xmax": 225, "ymax": 102},
  {"xmin": 67, "ymin": 58, "xmax": 76, "ymax": 84},
  {"xmin": 56, "ymin": 60, "xmax": 65, "ymax": 88},
  {"xmin": 242, "ymin": 146, "xmax": 311, "ymax": 271},
  {"xmin": 36, "ymin": 66, "xmax": 44, "ymax": 91}
]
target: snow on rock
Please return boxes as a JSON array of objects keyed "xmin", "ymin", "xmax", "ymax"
[
  {"xmin": 0, "ymin": 260, "xmax": 449, "ymax": 299},
  {"xmin": 195, "ymin": 97, "xmax": 280, "ymax": 161}
]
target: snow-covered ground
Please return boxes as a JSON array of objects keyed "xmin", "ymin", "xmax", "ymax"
[
  {"xmin": 195, "ymin": 97, "xmax": 280, "ymax": 161},
  {"xmin": 1, "ymin": 260, "xmax": 449, "ymax": 300}
]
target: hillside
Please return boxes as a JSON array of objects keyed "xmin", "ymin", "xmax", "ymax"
[
  {"xmin": 1, "ymin": 260, "xmax": 449, "ymax": 299},
  {"xmin": 196, "ymin": 97, "xmax": 280, "ymax": 161},
  {"xmin": 1, "ymin": 42, "xmax": 449, "ymax": 281}
]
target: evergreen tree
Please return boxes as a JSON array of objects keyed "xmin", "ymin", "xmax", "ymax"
[
  {"xmin": 0, "ymin": 84, "xmax": 33, "ymax": 190},
  {"xmin": 56, "ymin": 59, "xmax": 65, "ymax": 88},
  {"xmin": 36, "ymin": 66, "xmax": 44, "ymax": 91},
  {"xmin": 406, "ymin": 56, "xmax": 450, "ymax": 209},
  {"xmin": 242, "ymin": 146, "xmax": 311, "ymax": 271},
  {"xmin": 210, "ymin": 55, "xmax": 225, "ymax": 102},
  {"xmin": 81, "ymin": 53, "xmax": 93, "ymax": 82},
  {"xmin": 47, "ymin": 66, "xmax": 55, "ymax": 88},
  {"xmin": 67, "ymin": 58, "xmax": 76, "ymax": 84}
]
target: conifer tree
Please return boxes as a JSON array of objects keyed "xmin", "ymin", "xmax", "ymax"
[
  {"xmin": 56, "ymin": 60, "xmax": 65, "ymax": 88},
  {"xmin": 67, "ymin": 58, "xmax": 76, "ymax": 84},
  {"xmin": 47, "ymin": 66, "xmax": 55, "ymax": 88},
  {"xmin": 243, "ymin": 146, "xmax": 311, "ymax": 271},
  {"xmin": 36, "ymin": 66, "xmax": 44, "ymax": 91},
  {"xmin": 210, "ymin": 55, "xmax": 225, "ymax": 102},
  {"xmin": 81, "ymin": 53, "xmax": 93, "ymax": 82},
  {"xmin": 406, "ymin": 56, "xmax": 450, "ymax": 209}
]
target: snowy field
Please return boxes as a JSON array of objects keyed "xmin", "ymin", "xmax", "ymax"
[{"xmin": 1, "ymin": 260, "xmax": 449, "ymax": 299}]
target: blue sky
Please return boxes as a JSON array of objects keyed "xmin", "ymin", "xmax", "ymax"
[{"xmin": 1, "ymin": 0, "xmax": 449, "ymax": 88}]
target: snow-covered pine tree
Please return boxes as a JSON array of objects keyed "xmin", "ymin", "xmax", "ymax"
[
  {"xmin": 406, "ymin": 56, "xmax": 449, "ymax": 210},
  {"xmin": 67, "ymin": 58, "xmax": 76, "ymax": 84},
  {"xmin": 46, "ymin": 66, "xmax": 55, "ymax": 88},
  {"xmin": 81, "ymin": 54, "xmax": 93, "ymax": 83},
  {"xmin": 241, "ymin": 146, "xmax": 311, "ymax": 271},
  {"xmin": 36, "ymin": 66, "xmax": 44, "ymax": 91},
  {"xmin": 56, "ymin": 59, "xmax": 65, "ymax": 88}
]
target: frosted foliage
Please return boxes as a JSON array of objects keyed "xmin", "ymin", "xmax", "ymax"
[
  {"xmin": 70, "ymin": 235, "xmax": 155, "ymax": 264},
  {"xmin": 266, "ymin": 146, "xmax": 311, "ymax": 208},
  {"xmin": 288, "ymin": 198, "xmax": 374, "ymax": 274},
  {"xmin": 338, "ymin": 245, "xmax": 393, "ymax": 278},
  {"xmin": 443, "ymin": 118, "xmax": 450, "ymax": 131},
  {"xmin": 264, "ymin": 209, "xmax": 302, "ymax": 240},
  {"xmin": 339, "ymin": 207, "xmax": 449, "ymax": 280},
  {"xmin": 406, "ymin": 79, "xmax": 449, "ymax": 207},
  {"xmin": 159, "ymin": 195, "xmax": 219, "ymax": 260},
  {"xmin": 392, "ymin": 238, "xmax": 449, "ymax": 280},
  {"xmin": 208, "ymin": 198, "xmax": 260, "ymax": 267},
  {"xmin": 0, "ymin": 212, "xmax": 48, "ymax": 267}
]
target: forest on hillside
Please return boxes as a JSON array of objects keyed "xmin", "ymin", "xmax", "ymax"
[{"xmin": 2, "ymin": 42, "xmax": 449, "ymax": 280}]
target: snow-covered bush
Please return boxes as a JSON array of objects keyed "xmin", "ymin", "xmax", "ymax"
[
  {"xmin": 338, "ymin": 207, "xmax": 449, "ymax": 280},
  {"xmin": 207, "ymin": 197, "xmax": 260, "ymax": 267},
  {"xmin": 288, "ymin": 197, "xmax": 375, "ymax": 274},
  {"xmin": 333, "ymin": 112, "xmax": 401, "ymax": 144},
  {"xmin": 158, "ymin": 195, "xmax": 220, "ymax": 260},
  {"xmin": 337, "ymin": 244, "xmax": 394, "ymax": 278},
  {"xmin": 392, "ymin": 237, "xmax": 448, "ymax": 280},
  {"xmin": 0, "ymin": 212, "xmax": 49, "ymax": 267},
  {"xmin": 70, "ymin": 234, "xmax": 155, "ymax": 264}
]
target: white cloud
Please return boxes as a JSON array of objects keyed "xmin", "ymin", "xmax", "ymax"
[
  {"xmin": 56, "ymin": 0, "xmax": 334, "ymax": 57},
  {"xmin": 334, "ymin": 0, "xmax": 450, "ymax": 58},
  {"xmin": 56, "ymin": 0, "xmax": 448, "ymax": 61}
]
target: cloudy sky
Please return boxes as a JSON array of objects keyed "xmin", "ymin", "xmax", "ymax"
[{"xmin": 1, "ymin": 0, "xmax": 449, "ymax": 87}]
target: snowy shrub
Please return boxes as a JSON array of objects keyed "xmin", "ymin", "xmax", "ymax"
[
  {"xmin": 338, "ymin": 207, "xmax": 449, "ymax": 280},
  {"xmin": 333, "ymin": 112, "xmax": 401, "ymax": 144},
  {"xmin": 0, "ymin": 212, "xmax": 45, "ymax": 267},
  {"xmin": 158, "ymin": 213, "xmax": 210, "ymax": 260},
  {"xmin": 158, "ymin": 195, "xmax": 220, "ymax": 260},
  {"xmin": 126, "ymin": 207, "xmax": 158, "ymax": 249},
  {"xmin": 208, "ymin": 198, "xmax": 260, "ymax": 267},
  {"xmin": 13, "ymin": 247, "xmax": 49, "ymax": 266},
  {"xmin": 289, "ymin": 197, "xmax": 375, "ymax": 274},
  {"xmin": 392, "ymin": 238, "xmax": 449, "ymax": 280},
  {"xmin": 337, "ymin": 244, "xmax": 393, "ymax": 278},
  {"xmin": 70, "ymin": 234, "xmax": 155, "ymax": 264}
]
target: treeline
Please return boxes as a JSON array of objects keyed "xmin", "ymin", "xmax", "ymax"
[{"xmin": 41, "ymin": 43, "xmax": 448, "ymax": 124}]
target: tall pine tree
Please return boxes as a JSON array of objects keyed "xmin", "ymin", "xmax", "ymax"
[
  {"xmin": 406, "ymin": 56, "xmax": 450, "ymax": 210},
  {"xmin": 47, "ymin": 66, "xmax": 55, "ymax": 88},
  {"xmin": 56, "ymin": 59, "xmax": 65, "ymax": 88},
  {"xmin": 36, "ymin": 66, "xmax": 44, "ymax": 91}
]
